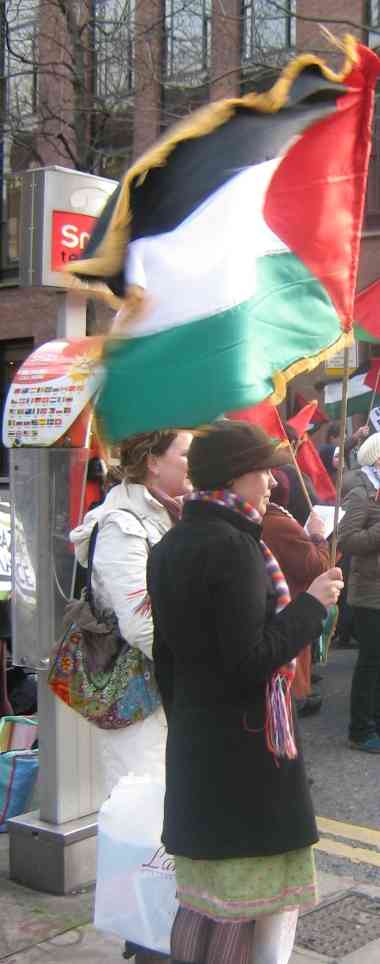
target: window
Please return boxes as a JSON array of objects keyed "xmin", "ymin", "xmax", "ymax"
[
  {"xmin": 2, "ymin": 174, "xmax": 22, "ymax": 268},
  {"xmin": 241, "ymin": 0, "xmax": 295, "ymax": 64},
  {"xmin": 368, "ymin": 1, "xmax": 380, "ymax": 48},
  {"xmin": 0, "ymin": 339, "xmax": 34, "ymax": 480},
  {"xmin": 3, "ymin": 1, "xmax": 39, "ymax": 117},
  {"xmin": 165, "ymin": 0, "xmax": 211, "ymax": 83},
  {"xmin": 95, "ymin": 0, "xmax": 135, "ymax": 100},
  {"xmin": 365, "ymin": 91, "xmax": 380, "ymax": 227}
]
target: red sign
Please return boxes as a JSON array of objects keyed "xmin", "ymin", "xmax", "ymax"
[{"xmin": 51, "ymin": 210, "xmax": 96, "ymax": 271}]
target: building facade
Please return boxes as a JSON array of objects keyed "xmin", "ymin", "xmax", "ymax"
[{"xmin": 0, "ymin": 0, "xmax": 379, "ymax": 474}]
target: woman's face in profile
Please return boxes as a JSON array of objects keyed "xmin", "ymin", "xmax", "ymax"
[
  {"xmin": 231, "ymin": 468, "xmax": 277, "ymax": 516},
  {"xmin": 152, "ymin": 431, "xmax": 193, "ymax": 497}
]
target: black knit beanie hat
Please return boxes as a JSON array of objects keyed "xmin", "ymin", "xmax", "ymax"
[{"xmin": 188, "ymin": 420, "xmax": 290, "ymax": 490}]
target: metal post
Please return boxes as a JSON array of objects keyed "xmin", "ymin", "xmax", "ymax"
[{"xmin": 8, "ymin": 291, "xmax": 106, "ymax": 893}]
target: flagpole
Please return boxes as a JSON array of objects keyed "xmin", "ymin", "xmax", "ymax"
[
  {"xmin": 330, "ymin": 347, "xmax": 350, "ymax": 566},
  {"xmin": 365, "ymin": 365, "xmax": 380, "ymax": 427},
  {"xmin": 274, "ymin": 409, "xmax": 314, "ymax": 514},
  {"xmin": 286, "ymin": 439, "xmax": 313, "ymax": 513}
]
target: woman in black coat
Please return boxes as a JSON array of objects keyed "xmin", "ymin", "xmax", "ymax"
[{"xmin": 148, "ymin": 421, "xmax": 343, "ymax": 964}]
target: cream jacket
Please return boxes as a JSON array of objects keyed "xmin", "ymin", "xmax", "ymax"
[{"xmin": 70, "ymin": 482, "xmax": 172, "ymax": 659}]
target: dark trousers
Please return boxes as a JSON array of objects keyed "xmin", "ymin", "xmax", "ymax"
[
  {"xmin": 349, "ymin": 607, "xmax": 380, "ymax": 741},
  {"xmin": 336, "ymin": 555, "xmax": 354, "ymax": 642}
]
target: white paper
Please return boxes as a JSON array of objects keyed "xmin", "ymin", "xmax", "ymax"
[{"xmin": 304, "ymin": 505, "xmax": 345, "ymax": 539}]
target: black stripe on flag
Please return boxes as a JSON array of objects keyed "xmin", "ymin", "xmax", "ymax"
[
  {"xmin": 130, "ymin": 89, "xmax": 345, "ymax": 242},
  {"xmin": 77, "ymin": 68, "xmax": 347, "ymax": 296}
]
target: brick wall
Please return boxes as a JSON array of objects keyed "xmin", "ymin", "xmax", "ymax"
[
  {"xmin": 0, "ymin": 286, "xmax": 113, "ymax": 346},
  {"xmin": 133, "ymin": 0, "xmax": 164, "ymax": 158},
  {"xmin": 210, "ymin": 0, "xmax": 241, "ymax": 100},
  {"xmin": 296, "ymin": 0, "xmax": 367, "ymax": 51},
  {"xmin": 0, "ymin": 288, "xmax": 58, "ymax": 347}
]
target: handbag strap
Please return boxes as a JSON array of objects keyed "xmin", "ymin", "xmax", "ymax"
[{"xmin": 86, "ymin": 508, "xmax": 150, "ymax": 612}]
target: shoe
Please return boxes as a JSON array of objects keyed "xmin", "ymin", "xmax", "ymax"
[
  {"xmin": 123, "ymin": 945, "xmax": 170, "ymax": 962},
  {"xmin": 296, "ymin": 694, "xmax": 322, "ymax": 717},
  {"xmin": 348, "ymin": 736, "xmax": 380, "ymax": 754}
]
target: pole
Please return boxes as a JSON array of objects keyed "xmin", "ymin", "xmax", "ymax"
[
  {"xmin": 286, "ymin": 439, "xmax": 313, "ymax": 513},
  {"xmin": 330, "ymin": 347, "xmax": 350, "ymax": 566},
  {"xmin": 38, "ymin": 292, "xmax": 105, "ymax": 826},
  {"xmin": 8, "ymin": 290, "xmax": 105, "ymax": 894},
  {"xmin": 365, "ymin": 363, "xmax": 380, "ymax": 427}
]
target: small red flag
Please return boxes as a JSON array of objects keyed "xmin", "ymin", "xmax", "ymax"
[
  {"xmin": 296, "ymin": 436, "xmax": 336, "ymax": 503},
  {"xmin": 363, "ymin": 358, "xmax": 380, "ymax": 391},
  {"xmin": 294, "ymin": 393, "xmax": 329, "ymax": 427},
  {"xmin": 288, "ymin": 401, "xmax": 318, "ymax": 437},
  {"xmin": 229, "ymin": 401, "xmax": 287, "ymax": 441}
]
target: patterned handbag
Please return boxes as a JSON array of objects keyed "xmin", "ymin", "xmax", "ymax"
[{"xmin": 48, "ymin": 513, "xmax": 161, "ymax": 729}]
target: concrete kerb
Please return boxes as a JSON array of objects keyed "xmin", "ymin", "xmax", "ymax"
[
  {"xmin": 291, "ymin": 872, "xmax": 380, "ymax": 963},
  {"xmin": 2, "ymin": 835, "xmax": 380, "ymax": 963}
]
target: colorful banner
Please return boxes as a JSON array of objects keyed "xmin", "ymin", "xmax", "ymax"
[{"xmin": 3, "ymin": 337, "xmax": 104, "ymax": 448}]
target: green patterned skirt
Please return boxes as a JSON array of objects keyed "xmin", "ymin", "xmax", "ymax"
[{"xmin": 175, "ymin": 846, "xmax": 317, "ymax": 922}]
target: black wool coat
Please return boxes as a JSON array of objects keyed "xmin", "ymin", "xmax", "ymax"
[{"xmin": 147, "ymin": 500, "xmax": 326, "ymax": 860}]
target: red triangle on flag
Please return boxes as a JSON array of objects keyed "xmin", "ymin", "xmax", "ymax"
[
  {"xmin": 364, "ymin": 358, "xmax": 380, "ymax": 391},
  {"xmin": 355, "ymin": 279, "xmax": 380, "ymax": 341}
]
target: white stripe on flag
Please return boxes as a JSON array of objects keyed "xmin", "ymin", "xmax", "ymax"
[
  {"xmin": 125, "ymin": 159, "xmax": 287, "ymax": 337},
  {"xmin": 325, "ymin": 373, "xmax": 370, "ymax": 406}
]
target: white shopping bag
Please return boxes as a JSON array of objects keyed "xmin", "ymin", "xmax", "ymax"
[{"xmin": 95, "ymin": 775, "xmax": 178, "ymax": 955}]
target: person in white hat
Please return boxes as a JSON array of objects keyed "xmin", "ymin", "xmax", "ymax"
[{"xmin": 338, "ymin": 432, "xmax": 380, "ymax": 753}]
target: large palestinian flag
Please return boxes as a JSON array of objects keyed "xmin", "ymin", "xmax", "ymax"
[{"xmin": 67, "ymin": 38, "xmax": 380, "ymax": 442}]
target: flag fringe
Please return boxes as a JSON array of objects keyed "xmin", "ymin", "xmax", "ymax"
[
  {"xmin": 64, "ymin": 35, "xmax": 358, "ymax": 309},
  {"xmin": 270, "ymin": 330, "xmax": 354, "ymax": 407}
]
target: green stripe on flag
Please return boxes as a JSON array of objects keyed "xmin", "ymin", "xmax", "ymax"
[
  {"xmin": 97, "ymin": 252, "xmax": 342, "ymax": 440},
  {"xmin": 354, "ymin": 323, "xmax": 380, "ymax": 344},
  {"xmin": 325, "ymin": 392, "xmax": 375, "ymax": 420}
]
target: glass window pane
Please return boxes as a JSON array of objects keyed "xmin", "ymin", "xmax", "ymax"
[
  {"xmin": 241, "ymin": 0, "xmax": 294, "ymax": 63},
  {"xmin": 369, "ymin": 1, "xmax": 380, "ymax": 48},
  {"xmin": 5, "ymin": 174, "xmax": 22, "ymax": 263},
  {"xmin": 165, "ymin": 0, "xmax": 211, "ymax": 82},
  {"xmin": 5, "ymin": 0, "xmax": 39, "ymax": 116},
  {"xmin": 95, "ymin": 0, "xmax": 135, "ymax": 100}
]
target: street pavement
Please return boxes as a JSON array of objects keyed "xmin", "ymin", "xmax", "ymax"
[{"xmin": 1, "ymin": 647, "xmax": 380, "ymax": 963}]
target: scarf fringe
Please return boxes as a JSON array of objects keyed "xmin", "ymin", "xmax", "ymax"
[{"xmin": 265, "ymin": 671, "xmax": 298, "ymax": 763}]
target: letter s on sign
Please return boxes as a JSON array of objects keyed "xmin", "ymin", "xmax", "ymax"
[{"xmin": 61, "ymin": 224, "xmax": 79, "ymax": 249}]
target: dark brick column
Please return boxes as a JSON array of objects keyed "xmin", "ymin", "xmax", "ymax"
[
  {"xmin": 210, "ymin": 0, "xmax": 241, "ymax": 101},
  {"xmin": 133, "ymin": 0, "xmax": 165, "ymax": 159}
]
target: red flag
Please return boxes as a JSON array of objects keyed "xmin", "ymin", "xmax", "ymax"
[
  {"xmin": 354, "ymin": 279, "xmax": 380, "ymax": 342},
  {"xmin": 288, "ymin": 401, "xmax": 318, "ymax": 437},
  {"xmin": 231, "ymin": 401, "xmax": 336, "ymax": 502},
  {"xmin": 229, "ymin": 401, "xmax": 287, "ymax": 441},
  {"xmin": 296, "ymin": 437, "xmax": 336, "ymax": 503},
  {"xmin": 294, "ymin": 393, "xmax": 329, "ymax": 427},
  {"xmin": 363, "ymin": 358, "xmax": 380, "ymax": 391}
]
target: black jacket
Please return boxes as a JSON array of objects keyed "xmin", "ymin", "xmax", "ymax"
[{"xmin": 148, "ymin": 500, "xmax": 326, "ymax": 859}]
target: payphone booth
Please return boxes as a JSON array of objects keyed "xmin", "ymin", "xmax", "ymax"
[{"xmin": 2, "ymin": 335, "xmax": 107, "ymax": 893}]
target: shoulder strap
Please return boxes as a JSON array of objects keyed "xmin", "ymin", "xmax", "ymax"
[
  {"xmin": 86, "ymin": 522, "xmax": 99, "ymax": 609},
  {"xmin": 86, "ymin": 508, "xmax": 151, "ymax": 608}
]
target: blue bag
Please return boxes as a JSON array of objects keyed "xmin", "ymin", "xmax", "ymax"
[{"xmin": 0, "ymin": 749, "xmax": 39, "ymax": 831}]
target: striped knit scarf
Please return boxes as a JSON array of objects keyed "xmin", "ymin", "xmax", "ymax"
[{"xmin": 187, "ymin": 489, "xmax": 297, "ymax": 761}]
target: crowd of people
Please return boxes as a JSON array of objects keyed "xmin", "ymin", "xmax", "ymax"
[{"xmin": 66, "ymin": 416, "xmax": 380, "ymax": 964}]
